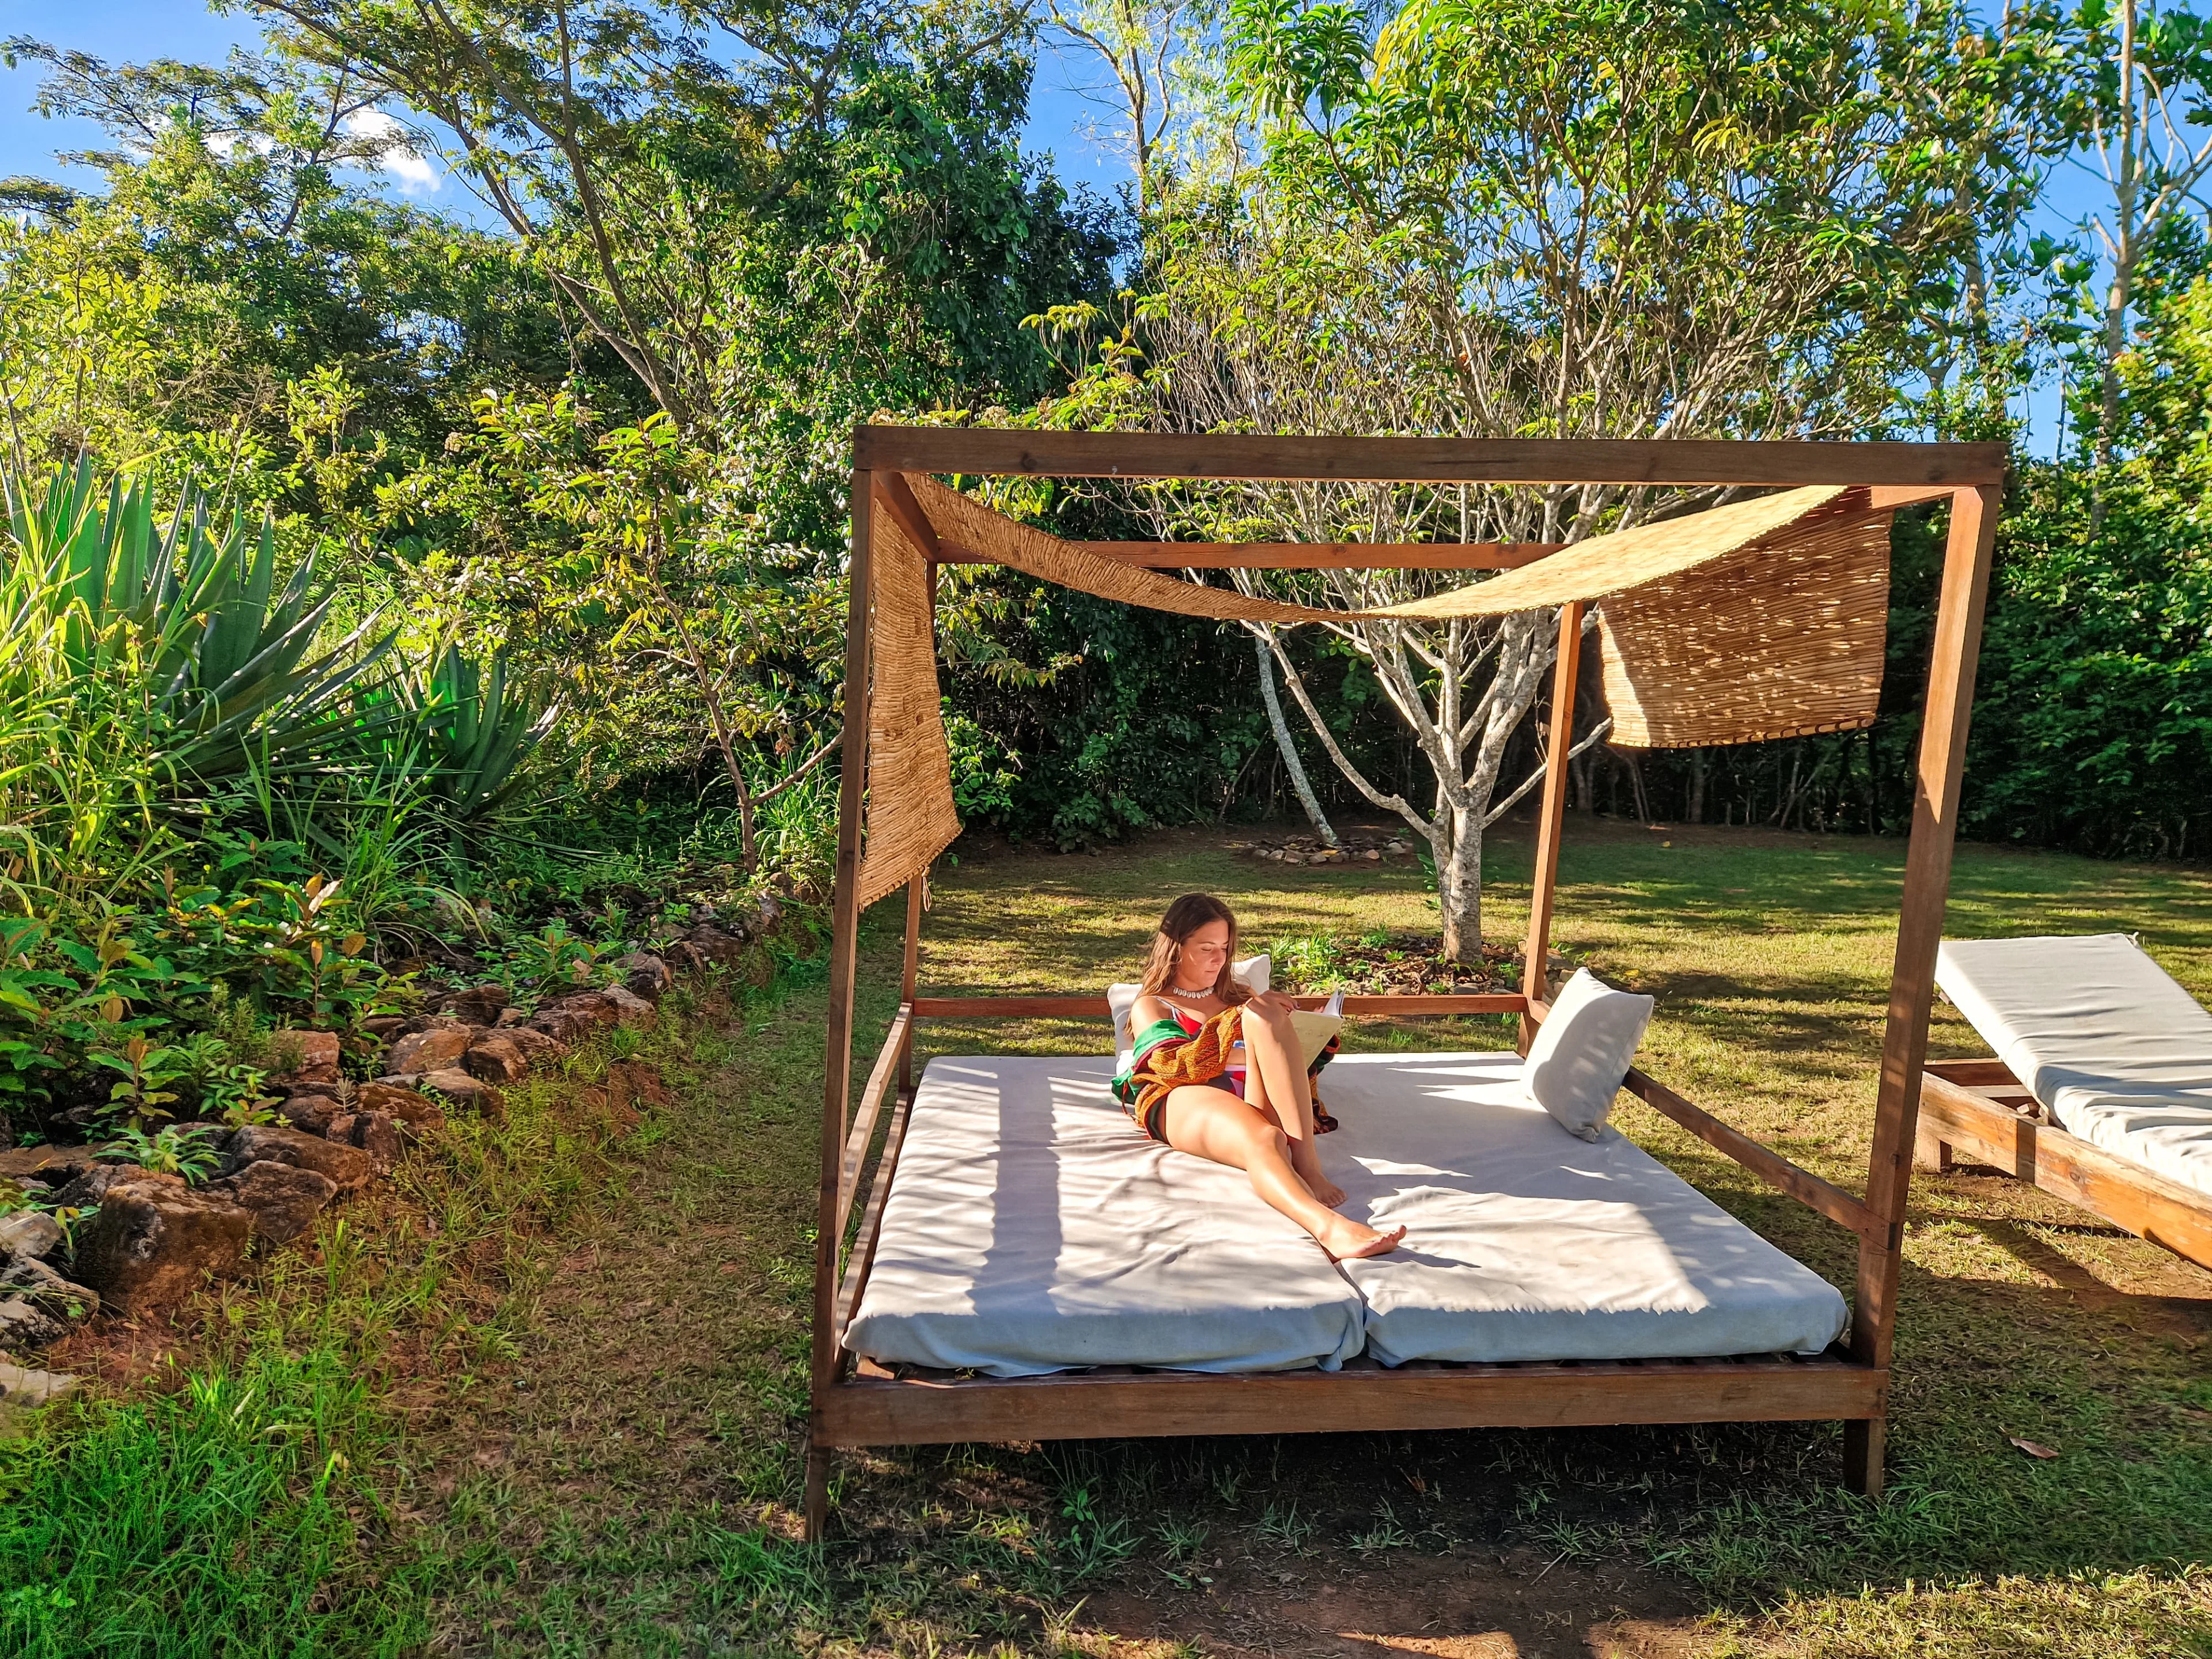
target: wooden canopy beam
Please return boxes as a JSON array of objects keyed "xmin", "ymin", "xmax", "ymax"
[
  {"xmin": 933, "ymin": 540, "xmax": 1563, "ymax": 570},
  {"xmin": 855, "ymin": 427, "xmax": 2008, "ymax": 487}
]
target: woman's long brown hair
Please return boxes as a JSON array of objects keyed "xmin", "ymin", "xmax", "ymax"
[{"xmin": 1137, "ymin": 893, "xmax": 1253, "ymax": 1003}]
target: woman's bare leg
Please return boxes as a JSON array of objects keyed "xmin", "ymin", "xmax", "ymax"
[
  {"xmin": 1158, "ymin": 1086, "xmax": 1401, "ymax": 1259},
  {"xmin": 1240, "ymin": 1006, "xmax": 1343, "ymax": 1206}
]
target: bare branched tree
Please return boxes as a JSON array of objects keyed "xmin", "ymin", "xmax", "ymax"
[{"xmin": 1055, "ymin": 0, "xmax": 2043, "ymax": 957}]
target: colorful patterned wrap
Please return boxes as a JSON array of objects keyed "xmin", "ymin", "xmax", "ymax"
[{"xmin": 1112, "ymin": 1005, "xmax": 1245, "ymax": 1124}]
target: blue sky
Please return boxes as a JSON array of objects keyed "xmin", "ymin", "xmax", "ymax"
[
  {"xmin": 1, "ymin": 0, "xmax": 2092, "ymax": 452},
  {"xmin": 0, "ymin": 0, "xmax": 1137, "ymax": 206}
]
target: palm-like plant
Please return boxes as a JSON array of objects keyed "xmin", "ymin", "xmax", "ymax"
[{"xmin": 2, "ymin": 457, "xmax": 397, "ymax": 782}]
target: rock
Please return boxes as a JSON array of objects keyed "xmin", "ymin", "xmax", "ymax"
[
  {"xmin": 438, "ymin": 984, "xmax": 509, "ymax": 1027},
  {"xmin": 205, "ymin": 1161, "xmax": 337, "ymax": 1243},
  {"xmin": 0, "ymin": 1146, "xmax": 94, "ymax": 1182},
  {"xmin": 268, "ymin": 1029, "xmax": 342, "ymax": 1085},
  {"xmin": 502, "ymin": 1027, "xmax": 569, "ymax": 1071},
  {"xmin": 278, "ymin": 1094, "xmax": 343, "ymax": 1136},
  {"xmin": 402, "ymin": 1011, "xmax": 471, "ymax": 1036},
  {"xmin": 360, "ymin": 1014, "xmax": 410, "ymax": 1042},
  {"xmin": 1, "ymin": 1255, "xmax": 99, "ymax": 1318},
  {"xmin": 418, "ymin": 1069, "xmax": 504, "ymax": 1120},
  {"xmin": 575, "ymin": 1083, "xmax": 639, "ymax": 1137},
  {"xmin": 494, "ymin": 1007, "xmax": 529, "ymax": 1028},
  {"xmin": 551, "ymin": 991, "xmax": 620, "ymax": 1032},
  {"xmin": 71, "ymin": 1183, "xmax": 251, "ymax": 1315},
  {"xmin": 357, "ymin": 1083, "xmax": 444, "ymax": 1128},
  {"xmin": 462, "ymin": 1034, "xmax": 529, "ymax": 1084},
  {"xmin": 388, "ymin": 1026, "xmax": 475, "ymax": 1075},
  {"xmin": 621, "ymin": 952, "xmax": 673, "ymax": 1001},
  {"xmin": 325, "ymin": 1112, "xmax": 401, "ymax": 1173},
  {"xmin": 0, "ymin": 1359, "xmax": 81, "ymax": 1433},
  {"xmin": 669, "ymin": 923, "xmax": 749, "ymax": 972},
  {"xmin": 603, "ymin": 986, "xmax": 657, "ymax": 1030},
  {"xmin": 528, "ymin": 1004, "xmax": 591, "ymax": 1044},
  {"xmin": 1363, "ymin": 849, "xmax": 1382, "ymax": 861},
  {"xmin": 0, "ymin": 1298, "xmax": 67, "ymax": 1350},
  {"xmin": 54, "ymin": 1165, "xmax": 183, "ymax": 1210},
  {"xmin": 1280, "ymin": 853, "xmax": 1304, "ymax": 865},
  {"xmin": 0, "ymin": 1211, "xmax": 64, "ymax": 1261},
  {"xmin": 223, "ymin": 1126, "xmax": 373, "ymax": 1193}
]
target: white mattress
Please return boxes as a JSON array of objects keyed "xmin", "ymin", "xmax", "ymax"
[
  {"xmin": 844, "ymin": 1056, "xmax": 1366, "ymax": 1376},
  {"xmin": 1323, "ymin": 1054, "xmax": 1850, "ymax": 1363},
  {"xmin": 847, "ymin": 1052, "xmax": 1848, "ymax": 1376},
  {"xmin": 1936, "ymin": 933, "xmax": 2212, "ymax": 1198}
]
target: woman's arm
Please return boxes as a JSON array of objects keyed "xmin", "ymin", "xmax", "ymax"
[{"xmin": 1130, "ymin": 993, "xmax": 1174, "ymax": 1029}]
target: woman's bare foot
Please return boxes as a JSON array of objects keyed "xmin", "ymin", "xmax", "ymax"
[
  {"xmin": 1316, "ymin": 1215, "xmax": 1405, "ymax": 1260},
  {"xmin": 1300, "ymin": 1166, "xmax": 1346, "ymax": 1207}
]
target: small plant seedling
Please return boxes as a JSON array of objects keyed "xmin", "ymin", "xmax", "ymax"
[{"xmin": 110, "ymin": 1124, "xmax": 224, "ymax": 1185}]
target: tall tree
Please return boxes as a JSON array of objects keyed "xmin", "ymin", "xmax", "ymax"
[
  {"xmin": 1054, "ymin": 0, "xmax": 2054, "ymax": 957},
  {"xmin": 2062, "ymin": 0, "xmax": 2212, "ymax": 520}
]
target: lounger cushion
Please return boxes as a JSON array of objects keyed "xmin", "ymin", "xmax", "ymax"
[
  {"xmin": 1108, "ymin": 953, "xmax": 1270, "ymax": 1071},
  {"xmin": 1936, "ymin": 933, "xmax": 2212, "ymax": 1198},
  {"xmin": 1524, "ymin": 968, "xmax": 1654, "ymax": 1141},
  {"xmin": 1322, "ymin": 1054, "xmax": 1850, "ymax": 1363},
  {"xmin": 846, "ymin": 1052, "xmax": 1850, "ymax": 1376},
  {"xmin": 845, "ymin": 1052, "xmax": 1363, "ymax": 1377}
]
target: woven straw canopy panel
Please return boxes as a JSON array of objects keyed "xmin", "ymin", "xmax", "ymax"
[
  {"xmin": 851, "ymin": 472, "xmax": 1897, "ymax": 907},
  {"xmin": 854, "ymin": 496, "xmax": 962, "ymax": 912},
  {"xmin": 1597, "ymin": 497, "xmax": 1893, "ymax": 748}
]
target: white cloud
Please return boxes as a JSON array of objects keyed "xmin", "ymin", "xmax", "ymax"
[{"xmin": 343, "ymin": 108, "xmax": 441, "ymax": 195}]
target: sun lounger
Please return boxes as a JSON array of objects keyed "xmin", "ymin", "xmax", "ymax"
[{"xmin": 1926, "ymin": 934, "xmax": 2212, "ymax": 1266}]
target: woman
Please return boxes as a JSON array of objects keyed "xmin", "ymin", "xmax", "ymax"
[{"xmin": 1115, "ymin": 893, "xmax": 1405, "ymax": 1260}]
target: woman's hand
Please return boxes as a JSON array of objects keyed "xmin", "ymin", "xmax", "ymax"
[{"xmin": 1248, "ymin": 990, "xmax": 1300, "ymax": 1014}]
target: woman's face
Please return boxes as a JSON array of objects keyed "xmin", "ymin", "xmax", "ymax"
[{"xmin": 1176, "ymin": 918, "xmax": 1232, "ymax": 983}]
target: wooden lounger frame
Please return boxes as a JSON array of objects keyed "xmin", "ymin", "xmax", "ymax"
[
  {"xmin": 806, "ymin": 429, "xmax": 2009, "ymax": 1540},
  {"xmin": 1918, "ymin": 1060, "xmax": 2212, "ymax": 1270}
]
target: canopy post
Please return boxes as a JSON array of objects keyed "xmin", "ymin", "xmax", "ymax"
[
  {"xmin": 808, "ymin": 469, "xmax": 877, "ymax": 1543},
  {"xmin": 1844, "ymin": 482, "xmax": 2001, "ymax": 1497},
  {"xmin": 898, "ymin": 559, "xmax": 937, "ymax": 1093},
  {"xmin": 1521, "ymin": 601, "xmax": 1585, "ymax": 1050}
]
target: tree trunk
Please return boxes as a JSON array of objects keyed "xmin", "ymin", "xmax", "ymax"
[
  {"xmin": 1254, "ymin": 629, "xmax": 1336, "ymax": 846},
  {"xmin": 2093, "ymin": 0, "xmax": 2141, "ymax": 533},
  {"xmin": 1435, "ymin": 806, "xmax": 1482, "ymax": 963},
  {"xmin": 1688, "ymin": 749, "xmax": 1707, "ymax": 824}
]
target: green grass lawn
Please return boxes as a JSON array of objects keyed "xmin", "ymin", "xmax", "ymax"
[{"xmin": 15, "ymin": 818, "xmax": 2209, "ymax": 1656}]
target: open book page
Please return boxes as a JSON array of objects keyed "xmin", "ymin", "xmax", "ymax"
[{"xmin": 1288, "ymin": 1007, "xmax": 1344, "ymax": 1070}]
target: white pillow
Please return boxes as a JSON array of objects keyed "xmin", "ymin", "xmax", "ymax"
[
  {"xmin": 1524, "ymin": 968, "xmax": 1653, "ymax": 1141},
  {"xmin": 1110, "ymin": 954, "xmax": 1271, "ymax": 1071}
]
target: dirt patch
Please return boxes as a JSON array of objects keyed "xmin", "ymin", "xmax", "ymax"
[{"xmin": 1080, "ymin": 1548, "xmax": 1709, "ymax": 1658}]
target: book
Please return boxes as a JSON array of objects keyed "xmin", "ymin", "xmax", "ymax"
[{"xmin": 1289, "ymin": 990, "xmax": 1346, "ymax": 1070}]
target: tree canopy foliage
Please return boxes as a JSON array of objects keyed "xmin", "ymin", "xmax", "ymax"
[{"xmin": 0, "ymin": 0, "xmax": 2207, "ymax": 1002}]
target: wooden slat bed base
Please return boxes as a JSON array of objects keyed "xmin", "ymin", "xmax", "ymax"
[
  {"xmin": 820, "ymin": 1351, "xmax": 1884, "ymax": 1446},
  {"xmin": 910, "ymin": 993, "xmax": 1528, "ymax": 1018},
  {"xmin": 1916, "ymin": 1065, "xmax": 2212, "ymax": 1271}
]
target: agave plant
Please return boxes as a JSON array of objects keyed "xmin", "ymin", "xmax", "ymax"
[
  {"xmin": 396, "ymin": 645, "xmax": 562, "ymax": 821},
  {"xmin": 1, "ymin": 457, "xmax": 397, "ymax": 782}
]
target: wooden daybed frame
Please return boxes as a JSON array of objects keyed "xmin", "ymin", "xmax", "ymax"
[
  {"xmin": 805, "ymin": 429, "xmax": 2009, "ymax": 1540},
  {"xmin": 1918, "ymin": 1060, "xmax": 2212, "ymax": 1270}
]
